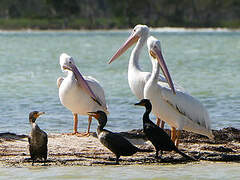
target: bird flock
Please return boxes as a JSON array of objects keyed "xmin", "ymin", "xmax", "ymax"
[{"xmin": 28, "ymin": 24, "xmax": 213, "ymax": 165}]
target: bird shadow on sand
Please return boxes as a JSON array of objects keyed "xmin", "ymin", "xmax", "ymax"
[{"xmin": 0, "ymin": 132, "xmax": 28, "ymax": 142}]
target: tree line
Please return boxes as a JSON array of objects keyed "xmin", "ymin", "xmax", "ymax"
[{"xmin": 0, "ymin": 0, "xmax": 239, "ymax": 29}]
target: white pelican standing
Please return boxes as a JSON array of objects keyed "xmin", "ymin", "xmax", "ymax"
[
  {"xmin": 57, "ymin": 53, "xmax": 108, "ymax": 136},
  {"xmin": 108, "ymin": 24, "xmax": 183, "ymax": 128},
  {"xmin": 145, "ymin": 36, "xmax": 213, "ymax": 146}
]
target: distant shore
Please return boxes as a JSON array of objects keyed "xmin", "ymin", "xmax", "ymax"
[
  {"xmin": 1, "ymin": 18, "xmax": 240, "ymax": 31},
  {"xmin": 0, "ymin": 127, "xmax": 239, "ymax": 167},
  {"xmin": 1, "ymin": 26, "xmax": 240, "ymax": 33}
]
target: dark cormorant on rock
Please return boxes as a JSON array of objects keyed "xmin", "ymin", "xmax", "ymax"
[
  {"xmin": 28, "ymin": 111, "xmax": 48, "ymax": 165},
  {"xmin": 88, "ymin": 111, "xmax": 152, "ymax": 164},
  {"xmin": 135, "ymin": 99, "xmax": 196, "ymax": 161}
]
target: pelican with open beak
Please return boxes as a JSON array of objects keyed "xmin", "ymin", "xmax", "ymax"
[{"xmin": 57, "ymin": 53, "xmax": 108, "ymax": 136}]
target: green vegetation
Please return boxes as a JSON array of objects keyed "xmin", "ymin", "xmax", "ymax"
[{"xmin": 0, "ymin": 0, "xmax": 240, "ymax": 29}]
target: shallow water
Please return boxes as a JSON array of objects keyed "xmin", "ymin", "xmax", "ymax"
[
  {"xmin": 0, "ymin": 29, "xmax": 240, "ymax": 178},
  {"xmin": 0, "ymin": 29, "xmax": 239, "ymax": 134},
  {"xmin": 1, "ymin": 163, "xmax": 240, "ymax": 180}
]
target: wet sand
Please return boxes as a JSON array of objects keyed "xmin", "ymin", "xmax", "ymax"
[{"xmin": 0, "ymin": 127, "xmax": 239, "ymax": 167}]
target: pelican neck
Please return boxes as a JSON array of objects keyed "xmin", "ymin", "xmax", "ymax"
[
  {"xmin": 66, "ymin": 71, "xmax": 75, "ymax": 80},
  {"xmin": 149, "ymin": 58, "xmax": 160, "ymax": 83},
  {"xmin": 128, "ymin": 35, "xmax": 148, "ymax": 71}
]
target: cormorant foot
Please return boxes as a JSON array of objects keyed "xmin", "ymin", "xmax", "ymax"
[{"xmin": 155, "ymin": 156, "xmax": 162, "ymax": 162}]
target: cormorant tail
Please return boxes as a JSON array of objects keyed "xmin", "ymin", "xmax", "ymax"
[{"xmin": 175, "ymin": 148, "xmax": 197, "ymax": 161}]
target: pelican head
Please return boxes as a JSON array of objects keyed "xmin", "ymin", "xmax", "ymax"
[
  {"xmin": 147, "ymin": 36, "xmax": 176, "ymax": 94},
  {"xmin": 60, "ymin": 53, "xmax": 76, "ymax": 72},
  {"xmin": 88, "ymin": 111, "xmax": 107, "ymax": 128},
  {"xmin": 59, "ymin": 53, "xmax": 100, "ymax": 105},
  {"xmin": 29, "ymin": 111, "xmax": 45, "ymax": 123},
  {"xmin": 133, "ymin": 24, "xmax": 149, "ymax": 38},
  {"xmin": 108, "ymin": 24, "xmax": 149, "ymax": 64}
]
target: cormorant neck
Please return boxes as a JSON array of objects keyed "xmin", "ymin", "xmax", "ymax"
[
  {"xmin": 30, "ymin": 122, "xmax": 37, "ymax": 129},
  {"xmin": 97, "ymin": 126, "xmax": 102, "ymax": 135},
  {"xmin": 97, "ymin": 124, "xmax": 105, "ymax": 135},
  {"xmin": 29, "ymin": 118, "xmax": 36, "ymax": 124},
  {"xmin": 97, "ymin": 117, "xmax": 107, "ymax": 134},
  {"xmin": 143, "ymin": 105, "xmax": 152, "ymax": 124},
  {"xmin": 97, "ymin": 124, "xmax": 104, "ymax": 130},
  {"xmin": 128, "ymin": 35, "xmax": 148, "ymax": 72}
]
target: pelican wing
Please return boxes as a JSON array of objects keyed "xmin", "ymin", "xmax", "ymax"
[
  {"xmin": 57, "ymin": 77, "xmax": 64, "ymax": 88},
  {"xmin": 84, "ymin": 76, "xmax": 107, "ymax": 110},
  {"xmin": 158, "ymin": 73, "xmax": 168, "ymax": 82},
  {"xmin": 160, "ymin": 86, "xmax": 211, "ymax": 130}
]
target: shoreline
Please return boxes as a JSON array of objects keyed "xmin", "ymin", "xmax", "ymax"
[
  {"xmin": 0, "ymin": 127, "xmax": 239, "ymax": 167},
  {"xmin": 1, "ymin": 27, "xmax": 240, "ymax": 33}
]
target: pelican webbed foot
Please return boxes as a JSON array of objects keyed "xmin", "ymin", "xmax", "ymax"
[
  {"xmin": 62, "ymin": 132, "xmax": 90, "ymax": 137},
  {"xmin": 76, "ymin": 132, "xmax": 90, "ymax": 137}
]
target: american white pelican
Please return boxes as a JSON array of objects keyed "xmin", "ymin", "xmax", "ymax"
[
  {"xmin": 108, "ymin": 24, "xmax": 183, "ymax": 128},
  {"xmin": 58, "ymin": 53, "xmax": 108, "ymax": 136},
  {"xmin": 145, "ymin": 36, "xmax": 213, "ymax": 146}
]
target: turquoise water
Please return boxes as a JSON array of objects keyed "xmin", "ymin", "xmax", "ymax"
[
  {"xmin": 0, "ymin": 29, "xmax": 240, "ymax": 179},
  {"xmin": 0, "ymin": 29, "xmax": 239, "ymax": 134}
]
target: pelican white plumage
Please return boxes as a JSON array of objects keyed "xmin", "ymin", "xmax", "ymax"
[
  {"xmin": 58, "ymin": 53, "xmax": 108, "ymax": 136},
  {"xmin": 109, "ymin": 24, "xmax": 183, "ymax": 127},
  {"xmin": 144, "ymin": 36, "xmax": 213, "ymax": 146}
]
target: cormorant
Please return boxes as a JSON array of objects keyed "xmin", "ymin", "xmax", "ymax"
[
  {"xmin": 88, "ymin": 111, "xmax": 152, "ymax": 164},
  {"xmin": 135, "ymin": 99, "xmax": 196, "ymax": 161},
  {"xmin": 28, "ymin": 111, "xmax": 48, "ymax": 165}
]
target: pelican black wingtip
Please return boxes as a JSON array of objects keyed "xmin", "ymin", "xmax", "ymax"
[{"xmin": 91, "ymin": 97, "xmax": 102, "ymax": 106}]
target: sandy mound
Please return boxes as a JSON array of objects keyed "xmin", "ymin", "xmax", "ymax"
[{"xmin": 0, "ymin": 127, "xmax": 239, "ymax": 167}]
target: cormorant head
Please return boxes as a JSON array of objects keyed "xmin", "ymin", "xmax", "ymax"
[
  {"xmin": 87, "ymin": 111, "xmax": 107, "ymax": 128},
  {"xmin": 29, "ymin": 111, "xmax": 45, "ymax": 123},
  {"xmin": 134, "ymin": 99, "xmax": 152, "ymax": 111}
]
